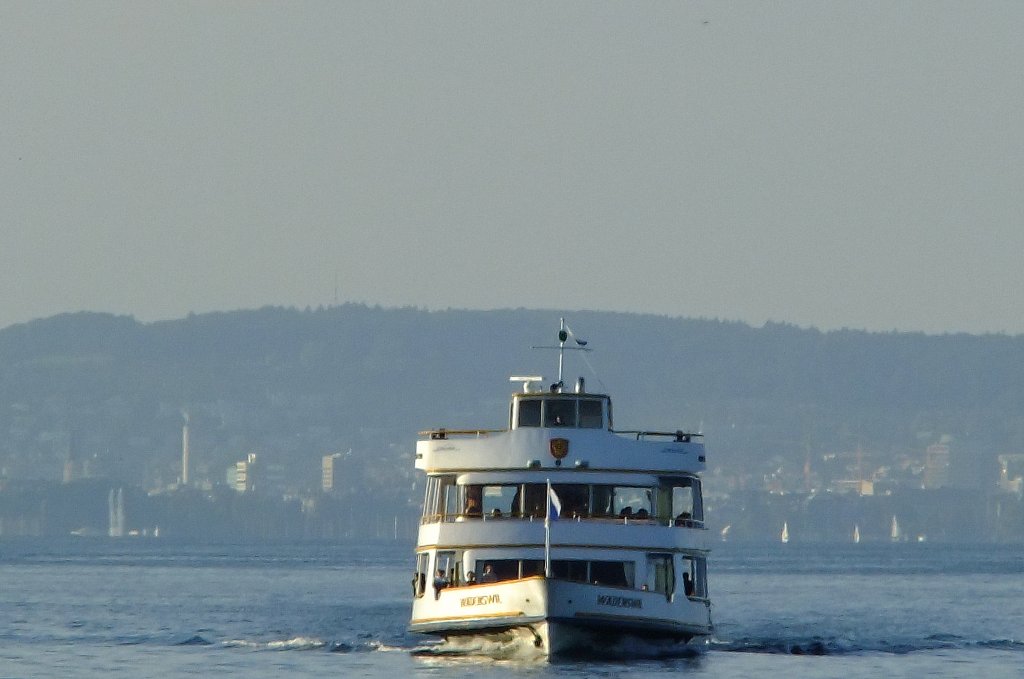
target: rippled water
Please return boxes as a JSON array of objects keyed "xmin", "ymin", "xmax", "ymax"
[{"xmin": 1, "ymin": 538, "xmax": 1021, "ymax": 677}]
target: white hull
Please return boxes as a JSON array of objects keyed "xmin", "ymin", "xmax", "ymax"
[{"xmin": 410, "ymin": 576, "xmax": 712, "ymax": 655}]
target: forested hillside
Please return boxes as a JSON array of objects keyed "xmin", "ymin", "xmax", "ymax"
[{"xmin": 0, "ymin": 305, "xmax": 1021, "ymax": 496}]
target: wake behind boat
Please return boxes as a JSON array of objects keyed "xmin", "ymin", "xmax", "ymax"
[{"xmin": 408, "ymin": 320, "xmax": 713, "ymax": 656}]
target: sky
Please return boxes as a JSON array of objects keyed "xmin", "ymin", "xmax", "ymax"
[{"xmin": 2, "ymin": 1, "xmax": 1022, "ymax": 335}]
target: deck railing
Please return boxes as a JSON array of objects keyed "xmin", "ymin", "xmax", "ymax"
[
  {"xmin": 419, "ymin": 428, "xmax": 505, "ymax": 440},
  {"xmin": 420, "ymin": 511, "xmax": 704, "ymax": 529},
  {"xmin": 613, "ymin": 430, "xmax": 703, "ymax": 442}
]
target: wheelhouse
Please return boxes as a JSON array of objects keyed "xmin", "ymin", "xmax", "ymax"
[{"xmin": 510, "ymin": 391, "xmax": 612, "ymax": 430}]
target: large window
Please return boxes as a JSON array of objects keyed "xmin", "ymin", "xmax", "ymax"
[
  {"xmin": 646, "ymin": 553, "xmax": 674, "ymax": 598},
  {"xmin": 481, "ymin": 485, "xmax": 519, "ymax": 518},
  {"xmin": 476, "ymin": 558, "xmax": 634, "ymax": 588},
  {"xmin": 518, "ymin": 399, "xmax": 541, "ymax": 427},
  {"xmin": 422, "ymin": 474, "xmax": 457, "ymax": 521},
  {"xmin": 579, "ymin": 400, "xmax": 603, "ymax": 428},
  {"xmin": 455, "ymin": 482, "xmax": 657, "ymax": 521},
  {"xmin": 515, "ymin": 397, "xmax": 606, "ymax": 429},
  {"xmin": 550, "ymin": 559, "xmax": 588, "ymax": 582},
  {"xmin": 544, "ymin": 399, "xmax": 577, "ymax": 427},
  {"xmin": 592, "ymin": 485, "xmax": 653, "ymax": 519},
  {"xmin": 590, "ymin": 560, "xmax": 634, "ymax": 588},
  {"xmin": 661, "ymin": 477, "xmax": 703, "ymax": 525}
]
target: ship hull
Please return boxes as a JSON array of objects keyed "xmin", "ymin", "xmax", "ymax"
[{"xmin": 409, "ymin": 576, "xmax": 711, "ymax": 656}]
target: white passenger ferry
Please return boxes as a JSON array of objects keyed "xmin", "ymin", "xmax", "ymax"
[{"xmin": 408, "ymin": 321, "xmax": 712, "ymax": 656}]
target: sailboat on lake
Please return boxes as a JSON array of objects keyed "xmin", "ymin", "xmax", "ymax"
[{"xmin": 890, "ymin": 515, "xmax": 902, "ymax": 542}]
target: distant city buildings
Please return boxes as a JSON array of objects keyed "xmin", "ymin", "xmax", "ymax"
[
  {"xmin": 998, "ymin": 454, "xmax": 1024, "ymax": 494},
  {"xmin": 234, "ymin": 453, "xmax": 259, "ymax": 493}
]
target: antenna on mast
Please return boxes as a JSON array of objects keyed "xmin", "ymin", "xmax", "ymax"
[{"xmin": 531, "ymin": 317, "xmax": 592, "ymax": 392}]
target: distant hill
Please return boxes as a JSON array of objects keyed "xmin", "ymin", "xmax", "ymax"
[{"xmin": 0, "ymin": 305, "xmax": 1021, "ymax": 496}]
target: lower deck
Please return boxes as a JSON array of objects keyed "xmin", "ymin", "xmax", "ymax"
[{"xmin": 409, "ymin": 575, "xmax": 712, "ymax": 654}]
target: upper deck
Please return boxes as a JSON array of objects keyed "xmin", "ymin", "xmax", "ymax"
[{"xmin": 416, "ymin": 388, "xmax": 705, "ymax": 476}]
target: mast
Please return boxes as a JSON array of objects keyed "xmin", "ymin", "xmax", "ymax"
[
  {"xmin": 532, "ymin": 317, "xmax": 590, "ymax": 392},
  {"xmin": 557, "ymin": 318, "xmax": 566, "ymax": 386}
]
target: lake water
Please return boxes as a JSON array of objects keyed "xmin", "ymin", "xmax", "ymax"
[{"xmin": 1, "ymin": 538, "xmax": 1021, "ymax": 677}]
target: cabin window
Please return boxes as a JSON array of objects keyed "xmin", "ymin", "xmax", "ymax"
[
  {"xmin": 579, "ymin": 400, "xmax": 603, "ymax": 428},
  {"xmin": 592, "ymin": 485, "xmax": 653, "ymax": 519},
  {"xmin": 663, "ymin": 477, "xmax": 703, "ymax": 525},
  {"xmin": 474, "ymin": 559, "xmax": 545, "ymax": 580},
  {"xmin": 654, "ymin": 476, "xmax": 701, "ymax": 525},
  {"xmin": 550, "ymin": 559, "xmax": 589, "ymax": 582},
  {"xmin": 456, "ymin": 482, "xmax": 662, "ymax": 522},
  {"xmin": 545, "ymin": 399, "xmax": 577, "ymax": 427},
  {"xmin": 515, "ymin": 397, "xmax": 607, "ymax": 429},
  {"xmin": 479, "ymin": 559, "xmax": 520, "ymax": 582},
  {"xmin": 590, "ymin": 560, "xmax": 634, "ymax": 588},
  {"xmin": 422, "ymin": 475, "xmax": 458, "ymax": 521},
  {"xmin": 413, "ymin": 553, "xmax": 429, "ymax": 598},
  {"xmin": 434, "ymin": 550, "xmax": 461, "ymax": 594},
  {"xmin": 461, "ymin": 484, "xmax": 484, "ymax": 517},
  {"xmin": 468, "ymin": 484, "xmax": 518, "ymax": 518},
  {"xmin": 646, "ymin": 553, "xmax": 674, "ymax": 598},
  {"xmin": 521, "ymin": 560, "xmax": 545, "ymax": 577},
  {"xmin": 518, "ymin": 399, "xmax": 541, "ymax": 427},
  {"xmin": 443, "ymin": 478, "xmax": 461, "ymax": 519},
  {"xmin": 552, "ymin": 483, "xmax": 589, "ymax": 519},
  {"xmin": 422, "ymin": 478, "xmax": 437, "ymax": 520},
  {"xmin": 521, "ymin": 484, "xmax": 546, "ymax": 518},
  {"xmin": 680, "ymin": 556, "xmax": 707, "ymax": 598}
]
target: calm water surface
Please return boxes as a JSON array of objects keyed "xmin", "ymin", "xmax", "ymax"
[{"xmin": 1, "ymin": 539, "xmax": 1021, "ymax": 678}]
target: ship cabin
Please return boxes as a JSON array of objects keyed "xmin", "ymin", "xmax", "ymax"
[{"xmin": 508, "ymin": 378, "xmax": 612, "ymax": 430}]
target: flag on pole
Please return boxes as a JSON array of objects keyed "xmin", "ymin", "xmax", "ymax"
[
  {"xmin": 544, "ymin": 479, "xmax": 559, "ymax": 577},
  {"xmin": 547, "ymin": 485, "xmax": 562, "ymax": 521}
]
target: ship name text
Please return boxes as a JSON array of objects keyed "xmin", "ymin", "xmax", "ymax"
[
  {"xmin": 596, "ymin": 595, "xmax": 643, "ymax": 609},
  {"xmin": 460, "ymin": 594, "xmax": 501, "ymax": 607}
]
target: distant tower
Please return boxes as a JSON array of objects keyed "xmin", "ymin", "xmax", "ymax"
[
  {"xmin": 181, "ymin": 413, "xmax": 190, "ymax": 487},
  {"xmin": 322, "ymin": 452, "xmax": 343, "ymax": 492},
  {"xmin": 803, "ymin": 447, "xmax": 812, "ymax": 492},
  {"xmin": 108, "ymin": 488, "xmax": 125, "ymax": 537}
]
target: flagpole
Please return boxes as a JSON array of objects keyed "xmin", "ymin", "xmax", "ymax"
[{"xmin": 545, "ymin": 477, "xmax": 552, "ymax": 577}]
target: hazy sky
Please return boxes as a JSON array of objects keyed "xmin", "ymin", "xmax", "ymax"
[{"xmin": 3, "ymin": 2, "xmax": 1022, "ymax": 335}]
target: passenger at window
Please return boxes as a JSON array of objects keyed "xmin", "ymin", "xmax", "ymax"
[
  {"xmin": 433, "ymin": 569, "xmax": 449, "ymax": 599},
  {"xmin": 479, "ymin": 564, "xmax": 498, "ymax": 583}
]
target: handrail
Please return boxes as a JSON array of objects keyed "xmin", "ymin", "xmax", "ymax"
[
  {"xmin": 419, "ymin": 428, "xmax": 506, "ymax": 440},
  {"xmin": 613, "ymin": 429, "xmax": 703, "ymax": 442},
  {"xmin": 419, "ymin": 512, "xmax": 706, "ymax": 529}
]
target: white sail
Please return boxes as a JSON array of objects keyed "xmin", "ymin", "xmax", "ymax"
[
  {"xmin": 852, "ymin": 524, "xmax": 860, "ymax": 543},
  {"xmin": 890, "ymin": 515, "xmax": 901, "ymax": 542},
  {"xmin": 781, "ymin": 522, "xmax": 789, "ymax": 543}
]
